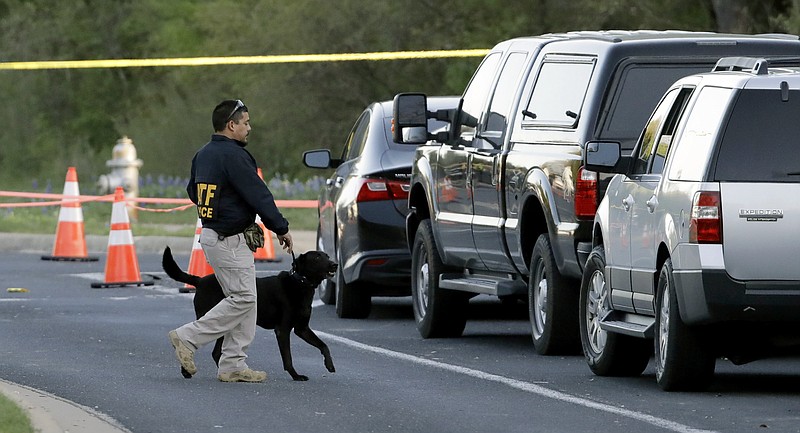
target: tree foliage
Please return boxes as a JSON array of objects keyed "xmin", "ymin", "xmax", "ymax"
[{"xmin": 0, "ymin": 0, "xmax": 798, "ymax": 189}]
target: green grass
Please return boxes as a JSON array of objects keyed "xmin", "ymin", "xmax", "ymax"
[
  {"xmin": 0, "ymin": 393, "xmax": 33, "ymax": 433},
  {"xmin": 0, "ymin": 203, "xmax": 319, "ymax": 237}
]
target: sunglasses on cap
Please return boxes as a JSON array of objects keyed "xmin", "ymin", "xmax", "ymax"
[{"xmin": 226, "ymin": 99, "xmax": 246, "ymax": 122}]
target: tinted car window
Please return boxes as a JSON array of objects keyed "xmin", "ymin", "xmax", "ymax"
[
  {"xmin": 523, "ymin": 58, "xmax": 594, "ymax": 127},
  {"xmin": 485, "ymin": 52, "xmax": 528, "ymax": 138},
  {"xmin": 650, "ymin": 87, "xmax": 694, "ymax": 175},
  {"xmin": 601, "ymin": 64, "xmax": 709, "ymax": 149},
  {"xmin": 668, "ymin": 86, "xmax": 735, "ymax": 181},
  {"xmin": 345, "ymin": 111, "xmax": 370, "ymax": 161},
  {"xmin": 714, "ymin": 89, "xmax": 800, "ymax": 182},
  {"xmin": 458, "ymin": 52, "xmax": 502, "ymax": 145},
  {"xmin": 633, "ymin": 89, "xmax": 679, "ymax": 175}
]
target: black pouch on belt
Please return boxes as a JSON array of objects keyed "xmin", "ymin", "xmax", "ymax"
[{"xmin": 243, "ymin": 222, "xmax": 265, "ymax": 252}]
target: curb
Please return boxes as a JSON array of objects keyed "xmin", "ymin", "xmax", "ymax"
[{"xmin": 0, "ymin": 379, "xmax": 130, "ymax": 433}]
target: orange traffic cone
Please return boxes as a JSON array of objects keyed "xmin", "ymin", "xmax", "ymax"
[
  {"xmin": 91, "ymin": 187, "xmax": 153, "ymax": 288},
  {"xmin": 254, "ymin": 167, "xmax": 281, "ymax": 262},
  {"xmin": 180, "ymin": 218, "xmax": 214, "ymax": 293},
  {"xmin": 42, "ymin": 167, "xmax": 98, "ymax": 262}
]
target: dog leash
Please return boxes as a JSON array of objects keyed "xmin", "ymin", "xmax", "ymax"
[{"xmin": 289, "ymin": 251, "xmax": 315, "ymax": 287}]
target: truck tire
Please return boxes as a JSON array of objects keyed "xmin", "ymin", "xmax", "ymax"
[
  {"xmin": 528, "ymin": 234, "xmax": 580, "ymax": 355},
  {"xmin": 655, "ymin": 258, "xmax": 715, "ymax": 391},
  {"xmin": 411, "ymin": 219, "xmax": 468, "ymax": 338},
  {"xmin": 335, "ymin": 248, "xmax": 371, "ymax": 319},
  {"xmin": 579, "ymin": 245, "xmax": 650, "ymax": 376}
]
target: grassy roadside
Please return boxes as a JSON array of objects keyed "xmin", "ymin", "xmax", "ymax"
[
  {"xmin": 0, "ymin": 204, "xmax": 318, "ymax": 237},
  {"xmin": 0, "ymin": 392, "xmax": 33, "ymax": 433}
]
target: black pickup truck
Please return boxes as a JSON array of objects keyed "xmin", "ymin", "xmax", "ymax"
[{"xmin": 392, "ymin": 30, "xmax": 800, "ymax": 355}]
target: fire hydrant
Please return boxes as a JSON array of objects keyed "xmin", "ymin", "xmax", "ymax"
[{"xmin": 97, "ymin": 136, "xmax": 143, "ymax": 219}]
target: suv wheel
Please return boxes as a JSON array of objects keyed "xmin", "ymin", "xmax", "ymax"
[
  {"xmin": 528, "ymin": 234, "xmax": 580, "ymax": 355},
  {"xmin": 411, "ymin": 219, "xmax": 468, "ymax": 338},
  {"xmin": 654, "ymin": 258, "xmax": 715, "ymax": 391},
  {"xmin": 579, "ymin": 245, "xmax": 650, "ymax": 376},
  {"xmin": 335, "ymin": 249, "xmax": 371, "ymax": 319}
]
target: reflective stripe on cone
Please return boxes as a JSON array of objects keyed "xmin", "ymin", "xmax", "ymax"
[
  {"xmin": 91, "ymin": 187, "xmax": 153, "ymax": 288},
  {"xmin": 181, "ymin": 218, "xmax": 214, "ymax": 292},
  {"xmin": 42, "ymin": 167, "xmax": 98, "ymax": 262}
]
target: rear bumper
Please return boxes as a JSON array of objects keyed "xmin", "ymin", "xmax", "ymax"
[
  {"xmin": 338, "ymin": 200, "xmax": 410, "ymax": 295},
  {"xmin": 674, "ymin": 269, "xmax": 800, "ymax": 324},
  {"xmin": 345, "ymin": 249, "xmax": 411, "ymax": 295},
  {"xmin": 672, "ymin": 244, "xmax": 800, "ymax": 325}
]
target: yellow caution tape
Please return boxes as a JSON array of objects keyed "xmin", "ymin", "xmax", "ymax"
[
  {"xmin": 7, "ymin": 288, "xmax": 29, "ymax": 293},
  {"xmin": 0, "ymin": 49, "xmax": 489, "ymax": 70}
]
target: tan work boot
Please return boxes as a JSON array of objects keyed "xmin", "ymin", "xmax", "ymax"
[
  {"xmin": 218, "ymin": 368, "xmax": 268, "ymax": 383},
  {"xmin": 168, "ymin": 330, "xmax": 197, "ymax": 376}
]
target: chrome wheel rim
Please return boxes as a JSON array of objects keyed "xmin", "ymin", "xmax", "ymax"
[
  {"xmin": 318, "ymin": 280, "xmax": 330, "ymax": 299},
  {"xmin": 415, "ymin": 249, "xmax": 430, "ymax": 318},
  {"xmin": 316, "ymin": 235, "xmax": 327, "ymax": 297},
  {"xmin": 586, "ymin": 268, "xmax": 608, "ymax": 355},
  {"xmin": 657, "ymin": 282, "xmax": 671, "ymax": 376},
  {"xmin": 532, "ymin": 260, "xmax": 547, "ymax": 337}
]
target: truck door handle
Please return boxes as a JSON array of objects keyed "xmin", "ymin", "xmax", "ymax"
[
  {"xmin": 646, "ymin": 195, "xmax": 658, "ymax": 213},
  {"xmin": 622, "ymin": 194, "xmax": 634, "ymax": 212}
]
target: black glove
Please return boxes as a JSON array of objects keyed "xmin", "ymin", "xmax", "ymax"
[{"xmin": 243, "ymin": 223, "xmax": 265, "ymax": 252}]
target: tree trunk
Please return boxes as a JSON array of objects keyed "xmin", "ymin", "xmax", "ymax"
[{"xmin": 711, "ymin": 0, "xmax": 750, "ymax": 33}]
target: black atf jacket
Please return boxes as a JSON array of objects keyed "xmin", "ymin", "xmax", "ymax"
[{"xmin": 187, "ymin": 134, "xmax": 289, "ymax": 237}]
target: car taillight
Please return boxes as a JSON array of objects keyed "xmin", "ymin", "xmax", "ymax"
[
  {"xmin": 574, "ymin": 167, "xmax": 598, "ymax": 219},
  {"xmin": 689, "ymin": 191, "xmax": 722, "ymax": 243},
  {"xmin": 356, "ymin": 179, "xmax": 410, "ymax": 203}
]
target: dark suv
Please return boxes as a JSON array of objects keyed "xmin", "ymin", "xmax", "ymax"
[{"xmin": 582, "ymin": 57, "xmax": 800, "ymax": 391}]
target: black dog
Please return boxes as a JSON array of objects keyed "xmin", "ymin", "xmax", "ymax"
[{"xmin": 162, "ymin": 246, "xmax": 337, "ymax": 381}]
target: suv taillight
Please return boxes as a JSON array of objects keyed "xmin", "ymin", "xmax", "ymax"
[
  {"xmin": 356, "ymin": 179, "xmax": 410, "ymax": 203},
  {"xmin": 574, "ymin": 167, "xmax": 598, "ymax": 219},
  {"xmin": 689, "ymin": 191, "xmax": 722, "ymax": 243}
]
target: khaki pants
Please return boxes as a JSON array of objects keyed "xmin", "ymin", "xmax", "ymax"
[{"xmin": 175, "ymin": 228, "xmax": 257, "ymax": 374}]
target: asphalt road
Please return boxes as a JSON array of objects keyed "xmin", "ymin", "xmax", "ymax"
[{"xmin": 1, "ymin": 250, "xmax": 800, "ymax": 433}]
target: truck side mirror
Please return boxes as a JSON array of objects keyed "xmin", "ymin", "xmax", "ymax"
[
  {"xmin": 393, "ymin": 93, "xmax": 429, "ymax": 144},
  {"xmin": 584, "ymin": 141, "xmax": 621, "ymax": 173}
]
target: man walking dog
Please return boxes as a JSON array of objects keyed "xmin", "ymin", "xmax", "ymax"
[{"xmin": 169, "ymin": 99, "xmax": 293, "ymax": 382}]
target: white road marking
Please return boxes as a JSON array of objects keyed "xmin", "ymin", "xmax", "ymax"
[{"xmin": 315, "ymin": 323, "xmax": 716, "ymax": 433}]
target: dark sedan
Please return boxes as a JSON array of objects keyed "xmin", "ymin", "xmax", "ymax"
[{"xmin": 303, "ymin": 96, "xmax": 459, "ymax": 318}]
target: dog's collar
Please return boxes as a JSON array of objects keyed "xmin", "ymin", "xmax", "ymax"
[{"xmin": 290, "ymin": 270, "xmax": 317, "ymax": 288}]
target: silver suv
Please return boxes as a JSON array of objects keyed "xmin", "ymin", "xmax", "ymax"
[{"xmin": 581, "ymin": 57, "xmax": 800, "ymax": 391}]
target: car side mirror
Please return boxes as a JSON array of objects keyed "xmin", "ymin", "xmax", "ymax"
[
  {"xmin": 392, "ymin": 93, "xmax": 429, "ymax": 144},
  {"xmin": 584, "ymin": 141, "xmax": 621, "ymax": 173},
  {"xmin": 303, "ymin": 149, "xmax": 333, "ymax": 169}
]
